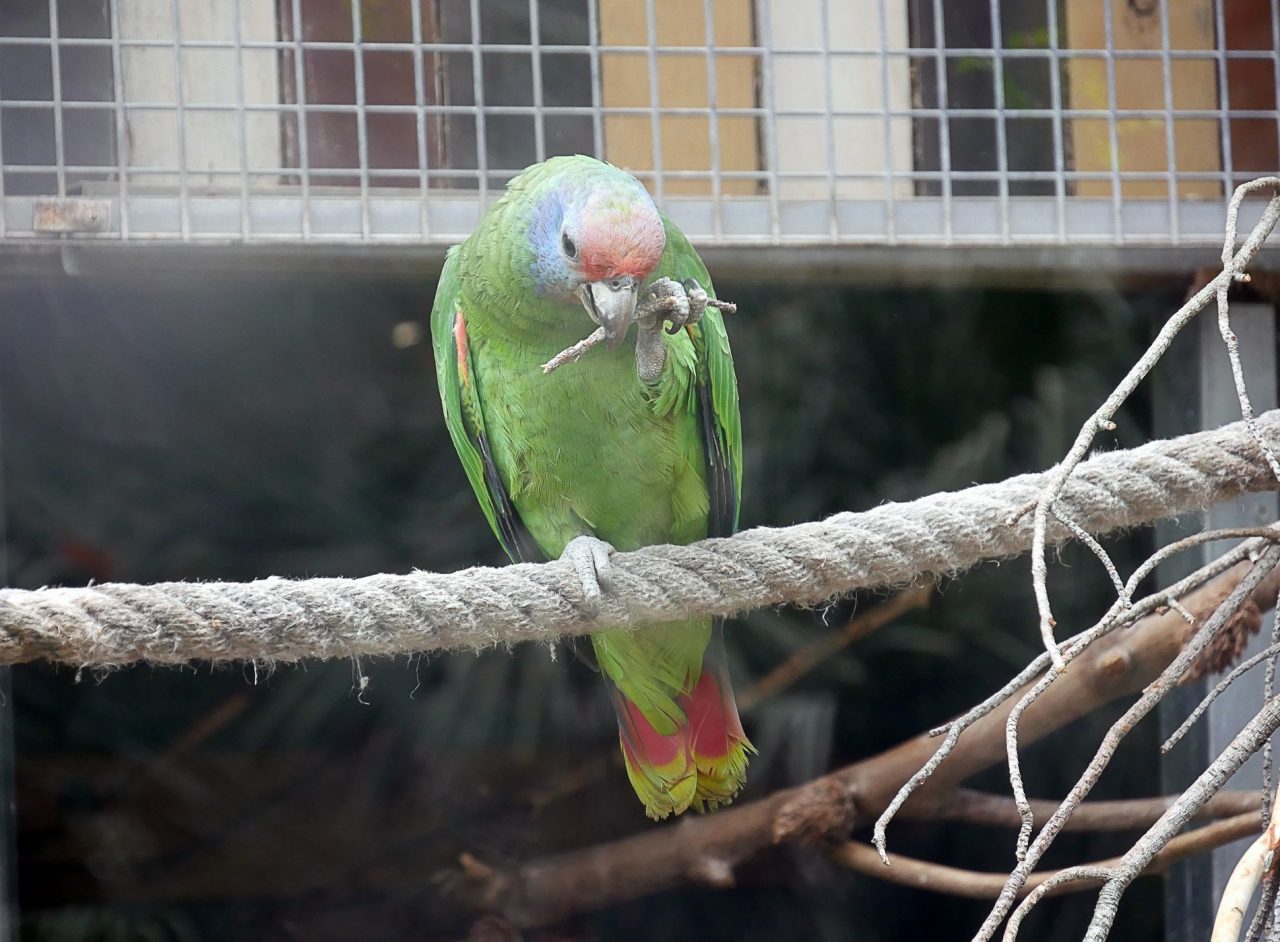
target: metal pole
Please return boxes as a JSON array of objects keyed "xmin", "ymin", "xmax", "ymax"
[
  {"xmin": 0, "ymin": 362, "xmax": 17, "ymax": 942},
  {"xmin": 1158, "ymin": 299, "xmax": 1280, "ymax": 941}
]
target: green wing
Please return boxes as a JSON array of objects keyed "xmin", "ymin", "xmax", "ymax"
[
  {"xmin": 655, "ymin": 214, "xmax": 743, "ymax": 536},
  {"xmin": 431, "ymin": 247, "xmax": 543, "ymax": 562}
]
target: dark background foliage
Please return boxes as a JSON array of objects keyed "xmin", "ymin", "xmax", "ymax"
[{"xmin": 0, "ymin": 266, "xmax": 1171, "ymax": 940}]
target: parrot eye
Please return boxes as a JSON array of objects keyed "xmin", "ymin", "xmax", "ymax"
[{"xmin": 560, "ymin": 230, "xmax": 579, "ymax": 261}]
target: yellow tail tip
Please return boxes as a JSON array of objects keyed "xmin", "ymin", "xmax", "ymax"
[
  {"xmin": 692, "ymin": 734, "xmax": 756, "ymax": 813},
  {"xmin": 620, "ymin": 733, "xmax": 757, "ymax": 819},
  {"xmin": 620, "ymin": 739, "xmax": 699, "ymax": 820}
]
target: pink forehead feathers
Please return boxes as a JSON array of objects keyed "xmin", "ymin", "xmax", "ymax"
[{"xmin": 576, "ymin": 194, "xmax": 666, "ymax": 281}]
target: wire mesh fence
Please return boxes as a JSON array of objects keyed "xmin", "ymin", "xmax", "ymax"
[{"xmin": 0, "ymin": 0, "xmax": 1276, "ymax": 247}]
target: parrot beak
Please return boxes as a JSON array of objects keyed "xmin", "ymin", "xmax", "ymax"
[{"xmin": 577, "ymin": 277, "xmax": 639, "ymax": 349}]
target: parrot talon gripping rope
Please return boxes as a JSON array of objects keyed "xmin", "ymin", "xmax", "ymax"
[{"xmin": 561, "ymin": 534, "xmax": 616, "ymax": 612}]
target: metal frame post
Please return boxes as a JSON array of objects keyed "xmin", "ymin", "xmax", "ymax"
[{"xmin": 1158, "ymin": 298, "xmax": 1279, "ymax": 941}]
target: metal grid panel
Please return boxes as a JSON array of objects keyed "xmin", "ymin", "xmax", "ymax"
[{"xmin": 0, "ymin": 0, "xmax": 1276, "ymax": 249}]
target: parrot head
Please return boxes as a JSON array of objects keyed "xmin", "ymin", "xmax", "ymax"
[{"xmin": 525, "ymin": 158, "xmax": 667, "ymax": 347}]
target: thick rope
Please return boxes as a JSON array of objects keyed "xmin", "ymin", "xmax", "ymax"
[{"xmin": 2, "ymin": 411, "xmax": 1277, "ymax": 668}]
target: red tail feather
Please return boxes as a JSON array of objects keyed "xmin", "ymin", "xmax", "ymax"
[
  {"xmin": 611, "ymin": 688, "xmax": 696, "ymax": 820},
  {"xmin": 679, "ymin": 665, "xmax": 754, "ymax": 812},
  {"xmin": 609, "ymin": 661, "xmax": 754, "ymax": 819}
]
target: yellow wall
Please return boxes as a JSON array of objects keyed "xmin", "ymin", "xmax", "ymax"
[
  {"xmin": 1065, "ymin": 0, "xmax": 1221, "ymax": 198},
  {"xmin": 599, "ymin": 1, "xmax": 760, "ymax": 196}
]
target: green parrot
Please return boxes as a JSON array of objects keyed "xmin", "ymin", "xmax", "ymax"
[{"xmin": 431, "ymin": 155, "xmax": 752, "ymax": 819}]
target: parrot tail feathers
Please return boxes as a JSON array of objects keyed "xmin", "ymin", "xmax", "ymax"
[
  {"xmin": 683, "ymin": 660, "xmax": 756, "ymax": 813},
  {"xmin": 605, "ymin": 623, "xmax": 753, "ymax": 819},
  {"xmin": 612, "ymin": 688, "xmax": 697, "ymax": 821}
]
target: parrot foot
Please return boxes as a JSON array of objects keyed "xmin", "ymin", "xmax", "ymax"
[
  {"xmin": 562, "ymin": 535, "xmax": 615, "ymax": 611},
  {"xmin": 634, "ymin": 324, "xmax": 667, "ymax": 383},
  {"xmin": 637, "ymin": 277, "xmax": 737, "ymax": 336},
  {"xmin": 636, "ymin": 277, "xmax": 698, "ymax": 334}
]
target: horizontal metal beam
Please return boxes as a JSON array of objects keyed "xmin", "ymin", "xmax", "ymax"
[
  {"xmin": 0, "ymin": 194, "xmax": 1266, "ymax": 251},
  {"xmin": 0, "ymin": 238, "xmax": 1257, "ymax": 291}
]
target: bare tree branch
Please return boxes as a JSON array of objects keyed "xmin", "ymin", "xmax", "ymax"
[
  {"xmin": 1024, "ymin": 184, "xmax": 1280, "ymax": 665},
  {"xmin": 1217, "ymin": 180, "xmax": 1280, "ymax": 483},
  {"xmin": 1080, "ymin": 693, "xmax": 1280, "ymax": 941},
  {"xmin": 829, "ymin": 811, "xmax": 1261, "ymax": 901},
  {"xmin": 1028, "ymin": 179, "xmax": 1280, "ymax": 665},
  {"xmin": 874, "ymin": 530, "xmax": 1278, "ymax": 864},
  {"xmin": 926, "ymin": 788, "xmax": 1263, "ymax": 832},
  {"xmin": 1211, "ymin": 798, "xmax": 1280, "ymax": 942},
  {"xmin": 1005, "ymin": 867, "xmax": 1120, "ymax": 938},
  {"xmin": 1164, "ymin": 642, "xmax": 1280, "ymax": 754},
  {"xmin": 1243, "ymin": 869, "xmax": 1279, "ymax": 942},
  {"xmin": 973, "ymin": 545, "xmax": 1280, "ymax": 941},
  {"xmin": 1051, "ymin": 507, "xmax": 1127, "ymax": 600},
  {"xmin": 1001, "ymin": 531, "xmax": 1280, "ymax": 863}
]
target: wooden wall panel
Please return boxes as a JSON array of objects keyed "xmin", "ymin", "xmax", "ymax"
[
  {"xmin": 279, "ymin": 0, "xmax": 444, "ymax": 188},
  {"xmin": 1064, "ymin": 0, "xmax": 1220, "ymax": 199},
  {"xmin": 118, "ymin": 0, "xmax": 282, "ymax": 188},
  {"xmin": 1225, "ymin": 1, "xmax": 1279, "ymax": 183},
  {"xmin": 769, "ymin": 0, "xmax": 912, "ymax": 200},
  {"xmin": 598, "ymin": 0, "xmax": 759, "ymax": 196}
]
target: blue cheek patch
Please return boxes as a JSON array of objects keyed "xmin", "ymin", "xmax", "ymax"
[{"xmin": 529, "ymin": 195, "xmax": 575, "ymax": 298}]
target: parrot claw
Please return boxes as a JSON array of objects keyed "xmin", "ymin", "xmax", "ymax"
[
  {"xmin": 563, "ymin": 535, "xmax": 615, "ymax": 612},
  {"xmin": 637, "ymin": 276, "xmax": 708, "ymax": 335},
  {"xmin": 678, "ymin": 277, "xmax": 709, "ymax": 328}
]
